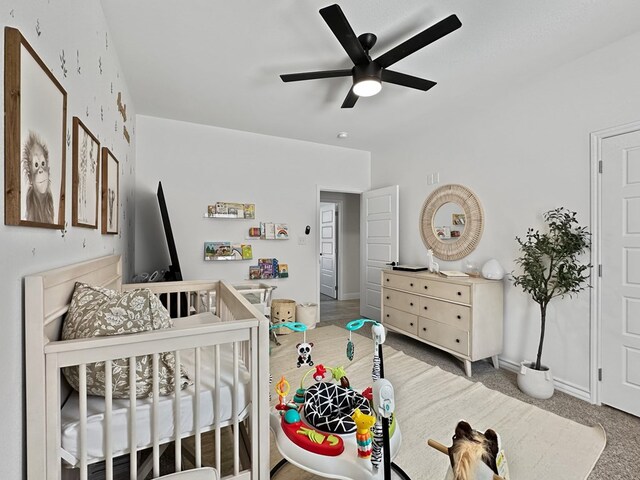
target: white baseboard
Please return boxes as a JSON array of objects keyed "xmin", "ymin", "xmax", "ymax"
[
  {"xmin": 339, "ymin": 292, "xmax": 360, "ymax": 301},
  {"xmin": 499, "ymin": 358, "xmax": 593, "ymax": 403}
]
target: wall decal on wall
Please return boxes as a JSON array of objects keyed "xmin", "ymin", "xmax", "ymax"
[
  {"xmin": 110, "ymin": 82, "xmax": 113, "ymax": 94},
  {"xmin": 59, "ymin": 221, "xmax": 68, "ymax": 238},
  {"xmin": 35, "ymin": 19, "xmax": 41, "ymax": 37},
  {"xmin": 123, "ymin": 125, "xmax": 130, "ymax": 144},
  {"xmin": 100, "ymin": 106, "xmax": 104, "ymax": 121},
  {"xmin": 76, "ymin": 50, "xmax": 80, "ymax": 74},
  {"xmin": 98, "ymin": 56, "xmax": 102, "ymax": 74},
  {"xmin": 66, "ymin": 129, "xmax": 71, "ymax": 147},
  {"xmin": 117, "ymin": 92, "xmax": 127, "ymax": 122},
  {"xmin": 83, "ymin": 239, "xmax": 86, "ymax": 248},
  {"xmin": 10, "ymin": 9, "xmax": 15, "ymax": 18},
  {"xmin": 85, "ymin": 106, "xmax": 89, "ymax": 117},
  {"xmin": 114, "ymin": 120, "xmax": 118, "ymax": 132},
  {"xmin": 59, "ymin": 49, "xmax": 67, "ymax": 77},
  {"xmin": 32, "ymin": 248, "xmax": 36, "ymax": 256},
  {"xmin": 105, "ymin": 32, "xmax": 108, "ymax": 50}
]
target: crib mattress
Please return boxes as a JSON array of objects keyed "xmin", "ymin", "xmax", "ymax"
[{"xmin": 60, "ymin": 345, "xmax": 251, "ymax": 466}]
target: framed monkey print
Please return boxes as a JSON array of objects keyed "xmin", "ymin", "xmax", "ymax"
[
  {"xmin": 4, "ymin": 27, "xmax": 67, "ymax": 228},
  {"xmin": 101, "ymin": 148, "xmax": 119, "ymax": 235}
]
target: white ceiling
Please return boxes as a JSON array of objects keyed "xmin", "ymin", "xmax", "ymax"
[{"xmin": 100, "ymin": 0, "xmax": 640, "ymax": 152}]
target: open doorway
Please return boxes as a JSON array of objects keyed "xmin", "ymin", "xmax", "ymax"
[{"xmin": 318, "ymin": 191, "xmax": 361, "ymax": 319}]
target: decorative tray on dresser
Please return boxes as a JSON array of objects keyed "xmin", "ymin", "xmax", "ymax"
[{"xmin": 381, "ymin": 269, "xmax": 504, "ymax": 376}]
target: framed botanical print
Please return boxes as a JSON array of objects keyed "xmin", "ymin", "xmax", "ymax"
[
  {"xmin": 72, "ymin": 117, "xmax": 100, "ymax": 228},
  {"xmin": 4, "ymin": 27, "xmax": 67, "ymax": 228},
  {"xmin": 101, "ymin": 148, "xmax": 119, "ymax": 234}
]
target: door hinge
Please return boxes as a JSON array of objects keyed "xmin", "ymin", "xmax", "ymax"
[
  {"xmin": 599, "ymin": 160, "xmax": 603, "ymax": 173},
  {"xmin": 598, "ymin": 368, "xmax": 603, "ymax": 381},
  {"xmin": 598, "ymin": 264, "xmax": 602, "ymax": 277},
  {"xmin": 335, "ymin": 286, "xmax": 338, "ymax": 291}
]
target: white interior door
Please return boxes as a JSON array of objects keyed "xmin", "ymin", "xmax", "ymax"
[
  {"xmin": 320, "ymin": 203, "xmax": 337, "ymax": 298},
  {"xmin": 360, "ymin": 185, "xmax": 399, "ymax": 320},
  {"xmin": 600, "ymin": 129, "xmax": 640, "ymax": 417}
]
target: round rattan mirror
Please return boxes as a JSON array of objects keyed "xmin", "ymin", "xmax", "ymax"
[{"xmin": 419, "ymin": 184, "xmax": 484, "ymax": 261}]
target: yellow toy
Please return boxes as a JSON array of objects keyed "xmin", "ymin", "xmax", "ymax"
[{"xmin": 352, "ymin": 408, "xmax": 376, "ymax": 459}]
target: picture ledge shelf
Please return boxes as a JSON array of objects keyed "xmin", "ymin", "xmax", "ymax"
[{"xmin": 203, "ymin": 213, "xmax": 251, "ymax": 219}]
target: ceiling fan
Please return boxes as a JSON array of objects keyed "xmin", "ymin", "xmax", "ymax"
[{"xmin": 280, "ymin": 4, "xmax": 461, "ymax": 108}]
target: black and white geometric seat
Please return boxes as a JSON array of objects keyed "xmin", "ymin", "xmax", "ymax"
[{"xmin": 303, "ymin": 382, "xmax": 371, "ymax": 435}]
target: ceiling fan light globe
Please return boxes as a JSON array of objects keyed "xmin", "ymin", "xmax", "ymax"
[{"xmin": 353, "ymin": 79, "xmax": 382, "ymax": 97}]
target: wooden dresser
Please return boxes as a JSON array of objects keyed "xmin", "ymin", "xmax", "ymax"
[{"xmin": 381, "ymin": 270, "xmax": 503, "ymax": 376}]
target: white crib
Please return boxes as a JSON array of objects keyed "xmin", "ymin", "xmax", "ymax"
[{"xmin": 25, "ymin": 255, "xmax": 270, "ymax": 480}]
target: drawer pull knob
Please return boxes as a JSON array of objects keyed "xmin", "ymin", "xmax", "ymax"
[
  {"xmin": 410, "ymin": 322, "xmax": 414, "ymax": 326},
  {"xmin": 456, "ymin": 338, "xmax": 460, "ymax": 343},
  {"xmin": 422, "ymin": 327, "xmax": 427, "ymax": 332},
  {"xmin": 386, "ymin": 314, "xmax": 389, "ymax": 318},
  {"xmin": 410, "ymin": 283, "xmax": 414, "ymax": 287},
  {"xmin": 424, "ymin": 286, "xmax": 428, "ymax": 290},
  {"xmin": 457, "ymin": 291, "xmax": 462, "ymax": 296},
  {"xmin": 386, "ymin": 296, "xmax": 390, "ymax": 300},
  {"xmin": 410, "ymin": 302, "xmax": 414, "ymax": 306},
  {"xmin": 423, "ymin": 306, "xmax": 428, "ymax": 310},
  {"xmin": 386, "ymin": 278, "xmax": 389, "ymax": 282},
  {"xmin": 457, "ymin": 315, "xmax": 461, "ymax": 319}
]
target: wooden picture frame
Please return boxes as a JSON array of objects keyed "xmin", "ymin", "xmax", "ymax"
[
  {"xmin": 101, "ymin": 148, "xmax": 119, "ymax": 234},
  {"xmin": 4, "ymin": 27, "xmax": 67, "ymax": 228},
  {"xmin": 72, "ymin": 117, "xmax": 100, "ymax": 228}
]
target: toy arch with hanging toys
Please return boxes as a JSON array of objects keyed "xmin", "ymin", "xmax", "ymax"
[{"xmin": 268, "ymin": 319, "xmax": 411, "ymax": 480}]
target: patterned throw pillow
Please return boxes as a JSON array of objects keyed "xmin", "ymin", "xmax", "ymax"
[{"xmin": 61, "ymin": 282, "xmax": 191, "ymax": 398}]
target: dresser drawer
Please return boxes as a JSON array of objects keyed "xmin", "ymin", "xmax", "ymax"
[
  {"xmin": 418, "ymin": 317, "xmax": 469, "ymax": 356},
  {"xmin": 422, "ymin": 279, "xmax": 471, "ymax": 304},
  {"xmin": 383, "ymin": 272, "xmax": 421, "ymax": 293},
  {"xmin": 383, "ymin": 289, "xmax": 420, "ymax": 315},
  {"xmin": 419, "ymin": 297, "xmax": 471, "ymax": 331},
  {"xmin": 383, "ymin": 306, "xmax": 418, "ymax": 336}
]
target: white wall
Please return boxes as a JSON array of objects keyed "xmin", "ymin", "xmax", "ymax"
[
  {"xmin": 320, "ymin": 191, "xmax": 361, "ymax": 299},
  {"xmin": 135, "ymin": 115, "xmax": 370, "ymax": 306},
  {"xmin": 0, "ymin": 2, "xmax": 136, "ymax": 477},
  {"xmin": 371, "ymin": 31, "xmax": 640, "ymax": 399}
]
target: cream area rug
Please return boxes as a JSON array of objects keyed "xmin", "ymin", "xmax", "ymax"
[{"xmin": 268, "ymin": 325, "xmax": 606, "ymax": 480}]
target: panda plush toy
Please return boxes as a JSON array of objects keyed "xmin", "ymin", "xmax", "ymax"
[{"xmin": 296, "ymin": 342, "xmax": 314, "ymax": 367}]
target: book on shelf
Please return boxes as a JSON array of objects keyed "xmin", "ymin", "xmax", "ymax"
[
  {"xmin": 275, "ymin": 223, "xmax": 289, "ymax": 239},
  {"xmin": 258, "ymin": 258, "xmax": 274, "ymax": 278},
  {"xmin": 249, "ymin": 266, "xmax": 260, "ymax": 279},
  {"xmin": 261, "ymin": 222, "xmax": 276, "ymax": 240},
  {"xmin": 278, "ymin": 263, "xmax": 289, "ymax": 278},
  {"xmin": 241, "ymin": 244, "xmax": 253, "ymax": 260},
  {"xmin": 243, "ymin": 203, "xmax": 255, "ymax": 219},
  {"xmin": 439, "ymin": 270, "xmax": 469, "ymax": 277}
]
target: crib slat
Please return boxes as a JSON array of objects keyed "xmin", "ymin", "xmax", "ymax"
[
  {"xmin": 129, "ymin": 356, "xmax": 137, "ymax": 480},
  {"xmin": 250, "ymin": 325, "xmax": 259, "ymax": 479},
  {"xmin": 214, "ymin": 344, "xmax": 221, "ymax": 472},
  {"xmin": 174, "ymin": 350, "xmax": 182, "ymax": 472},
  {"xmin": 233, "ymin": 341, "xmax": 240, "ymax": 476},
  {"xmin": 195, "ymin": 347, "xmax": 202, "ymax": 468},
  {"xmin": 152, "ymin": 353, "xmax": 160, "ymax": 477},
  {"xmin": 79, "ymin": 363, "xmax": 88, "ymax": 480},
  {"xmin": 105, "ymin": 360, "xmax": 113, "ymax": 480}
]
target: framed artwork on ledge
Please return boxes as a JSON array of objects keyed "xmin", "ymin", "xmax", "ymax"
[
  {"xmin": 101, "ymin": 147, "xmax": 119, "ymax": 234},
  {"xmin": 4, "ymin": 27, "xmax": 67, "ymax": 228},
  {"xmin": 72, "ymin": 117, "xmax": 100, "ymax": 228}
]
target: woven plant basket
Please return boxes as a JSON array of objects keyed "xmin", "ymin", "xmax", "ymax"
[{"xmin": 271, "ymin": 299, "xmax": 296, "ymax": 335}]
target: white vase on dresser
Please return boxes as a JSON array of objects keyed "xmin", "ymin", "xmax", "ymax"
[{"xmin": 381, "ymin": 269, "xmax": 504, "ymax": 376}]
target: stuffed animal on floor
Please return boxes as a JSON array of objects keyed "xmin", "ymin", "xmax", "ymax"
[
  {"xmin": 448, "ymin": 420, "xmax": 500, "ymax": 480},
  {"xmin": 296, "ymin": 342, "xmax": 314, "ymax": 367}
]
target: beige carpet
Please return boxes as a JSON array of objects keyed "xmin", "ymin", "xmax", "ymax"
[{"xmin": 269, "ymin": 325, "xmax": 606, "ymax": 480}]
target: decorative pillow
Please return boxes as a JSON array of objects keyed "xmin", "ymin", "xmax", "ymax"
[
  {"xmin": 61, "ymin": 282, "xmax": 191, "ymax": 398},
  {"xmin": 303, "ymin": 382, "xmax": 371, "ymax": 434}
]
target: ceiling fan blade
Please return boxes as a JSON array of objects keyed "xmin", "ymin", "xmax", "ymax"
[
  {"xmin": 320, "ymin": 4, "xmax": 369, "ymax": 66},
  {"xmin": 375, "ymin": 14, "xmax": 462, "ymax": 68},
  {"xmin": 341, "ymin": 88, "xmax": 359, "ymax": 108},
  {"xmin": 280, "ymin": 69, "xmax": 352, "ymax": 82},
  {"xmin": 381, "ymin": 70, "xmax": 437, "ymax": 91}
]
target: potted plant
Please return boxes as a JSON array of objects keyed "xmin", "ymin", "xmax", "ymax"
[{"xmin": 512, "ymin": 208, "xmax": 591, "ymax": 399}]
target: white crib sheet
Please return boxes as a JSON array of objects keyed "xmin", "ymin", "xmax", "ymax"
[{"xmin": 60, "ymin": 345, "xmax": 251, "ymax": 466}]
